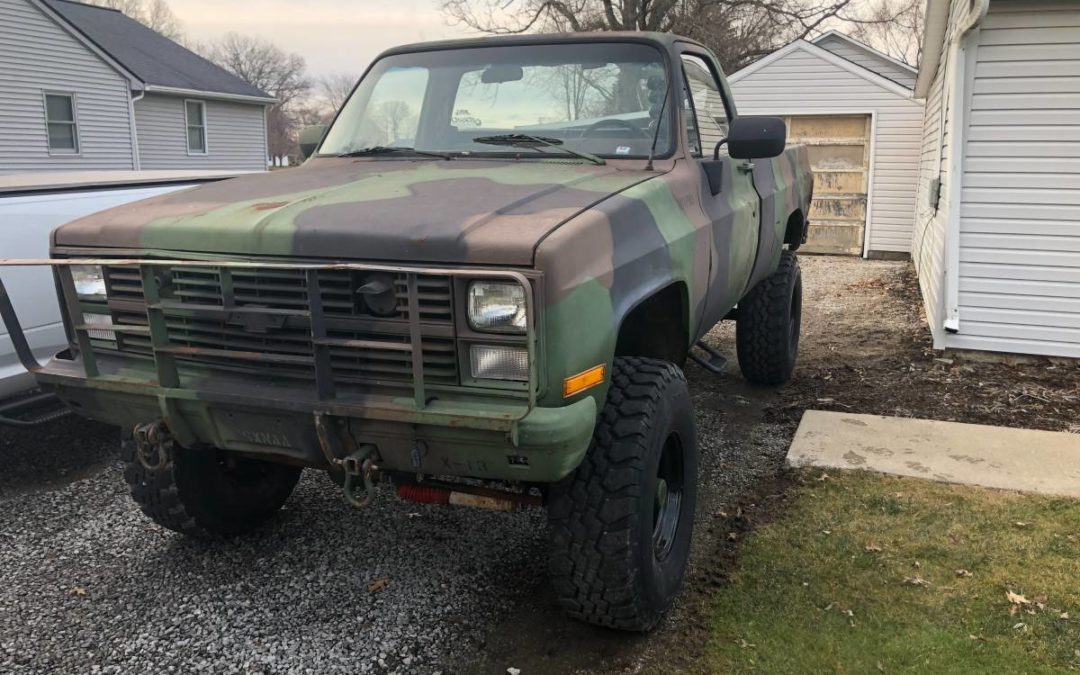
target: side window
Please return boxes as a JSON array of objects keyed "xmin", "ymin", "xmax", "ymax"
[
  {"xmin": 680, "ymin": 55, "xmax": 730, "ymax": 158},
  {"xmin": 185, "ymin": 100, "xmax": 207, "ymax": 154},
  {"xmin": 44, "ymin": 92, "xmax": 79, "ymax": 154}
]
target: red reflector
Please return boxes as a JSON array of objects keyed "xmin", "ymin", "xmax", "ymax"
[{"xmin": 397, "ymin": 484, "xmax": 450, "ymax": 505}]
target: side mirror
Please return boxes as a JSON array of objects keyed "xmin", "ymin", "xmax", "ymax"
[
  {"xmin": 727, "ymin": 116, "xmax": 786, "ymax": 160},
  {"xmin": 298, "ymin": 124, "xmax": 328, "ymax": 159}
]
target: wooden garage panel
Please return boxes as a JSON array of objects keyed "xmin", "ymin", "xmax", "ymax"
[
  {"xmin": 789, "ymin": 115, "xmax": 868, "ymax": 141},
  {"xmin": 807, "ymin": 144, "xmax": 866, "ymax": 170},
  {"xmin": 811, "ymin": 196, "xmax": 868, "ymax": 221},
  {"xmin": 814, "ymin": 171, "xmax": 866, "ymax": 193},
  {"xmin": 786, "ymin": 114, "xmax": 871, "ymax": 256}
]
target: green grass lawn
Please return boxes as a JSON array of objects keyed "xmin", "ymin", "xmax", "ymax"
[{"xmin": 706, "ymin": 471, "xmax": 1080, "ymax": 674}]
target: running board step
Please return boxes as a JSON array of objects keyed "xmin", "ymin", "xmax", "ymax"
[
  {"xmin": 0, "ymin": 391, "xmax": 73, "ymax": 428},
  {"xmin": 688, "ymin": 341, "xmax": 728, "ymax": 375}
]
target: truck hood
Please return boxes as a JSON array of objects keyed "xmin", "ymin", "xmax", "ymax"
[{"xmin": 53, "ymin": 158, "xmax": 654, "ymax": 265}]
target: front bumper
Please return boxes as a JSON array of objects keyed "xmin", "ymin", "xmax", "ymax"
[
  {"xmin": 37, "ymin": 353, "xmax": 595, "ymax": 482},
  {"xmin": 0, "ymin": 257, "xmax": 596, "ymax": 483}
]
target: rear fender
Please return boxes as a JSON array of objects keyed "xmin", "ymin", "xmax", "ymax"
[{"xmin": 746, "ymin": 145, "xmax": 812, "ymax": 290}]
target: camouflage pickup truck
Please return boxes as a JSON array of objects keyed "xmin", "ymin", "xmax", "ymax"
[{"xmin": 0, "ymin": 32, "xmax": 811, "ymax": 631}]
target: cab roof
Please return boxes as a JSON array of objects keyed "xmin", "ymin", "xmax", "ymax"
[{"xmin": 381, "ymin": 31, "xmax": 704, "ymax": 59}]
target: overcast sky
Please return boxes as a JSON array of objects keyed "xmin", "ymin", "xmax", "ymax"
[{"xmin": 172, "ymin": 0, "xmax": 476, "ymax": 78}]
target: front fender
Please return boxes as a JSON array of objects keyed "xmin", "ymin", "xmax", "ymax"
[{"xmin": 534, "ymin": 169, "xmax": 710, "ymax": 408}]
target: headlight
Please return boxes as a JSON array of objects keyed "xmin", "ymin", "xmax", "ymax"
[
  {"xmin": 467, "ymin": 281, "xmax": 526, "ymax": 333},
  {"xmin": 71, "ymin": 265, "xmax": 107, "ymax": 302}
]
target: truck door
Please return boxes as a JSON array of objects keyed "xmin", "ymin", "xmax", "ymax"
[{"xmin": 680, "ymin": 54, "xmax": 759, "ymax": 332}]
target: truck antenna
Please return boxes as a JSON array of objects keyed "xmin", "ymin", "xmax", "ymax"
[{"xmin": 645, "ymin": 77, "xmax": 670, "ymax": 172}]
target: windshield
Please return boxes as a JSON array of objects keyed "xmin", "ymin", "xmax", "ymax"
[{"xmin": 318, "ymin": 42, "xmax": 674, "ymax": 160}]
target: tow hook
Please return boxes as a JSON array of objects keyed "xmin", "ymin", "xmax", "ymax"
[
  {"xmin": 132, "ymin": 420, "xmax": 172, "ymax": 471},
  {"xmin": 340, "ymin": 444, "xmax": 378, "ymax": 509}
]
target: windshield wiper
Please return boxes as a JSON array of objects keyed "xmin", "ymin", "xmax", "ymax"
[
  {"xmin": 472, "ymin": 134, "xmax": 606, "ymax": 166},
  {"xmin": 336, "ymin": 146, "xmax": 453, "ymax": 160}
]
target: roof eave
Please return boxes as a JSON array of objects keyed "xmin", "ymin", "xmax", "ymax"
[
  {"xmin": 813, "ymin": 29, "xmax": 918, "ymax": 75},
  {"xmin": 915, "ymin": 0, "xmax": 951, "ymax": 97},
  {"xmin": 143, "ymin": 85, "xmax": 277, "ymax": 105}
]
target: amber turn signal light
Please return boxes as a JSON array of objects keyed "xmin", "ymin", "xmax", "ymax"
[{"xmin": 563, "ymin": 364, "xmax": 606, "ymax": 398}]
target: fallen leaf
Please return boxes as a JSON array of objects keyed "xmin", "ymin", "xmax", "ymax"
[
  {"xmin": 736, "ymin": 639, "xmax": 756, "ymax": 649},
  {"xmin": 913, "ymin": 560, "xmax": 922, "ymax": 569},
  {"xmin": 507, "ymin": 668, "xmax": 521, "ymax": 675},
  {"xmin": 69, "ymin": 586, "xmax": 86, "ymax": 596},
  {"xmin": 816, "ymin": 398, "xmax": 835, "ymax": 404},
  {"xmin": 969, "ymin": 634, "xmax": 986, "ymax": 642},
  {"xmin": 817, "ymin": 473, "xmax": 830, "ymax": 482},
  {"xmin": 1013, "ymin": 622, "xmax": 1027, "ymax": 632},
  {"xmin": 728, "ymin": 532, "xmax": 738, "ymax": 541},
  {"xmin": 902, "ymin": 576, "xmax": 930, "ymax": 588},
  {"xmin": 1006, "ymin": 591, "xmax": 1029, "ymax": 606},
  {"xmin": 956, "ymin": 569, "xmax": 972, "ymax": 578},
  {"xmin": 865, "ymin": 543, "xmax": 883, "ymax": 552},
  {"xmin": 822, "ymin": 530, "xmax": 831, "ymax": 535},
  {"xmin": 1060, "ymin": 612, "xmax": 1069, "ymax": 620},
  {"xmin": 1035, "ymin": 595, "xmax": 1048, "ymax": 605},
  {"xmin": 367, "ymin": 577, "xmax": 391, "ymax": 593},
  {"xmin": 1014, "ymin": 522, "xmax": 1028, "ymax": 528}
]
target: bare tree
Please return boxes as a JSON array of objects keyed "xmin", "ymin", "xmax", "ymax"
[
  {"xmin": 86, "ymin": 0, "xmax": 183, "ymax": 41},
  {"xmin": 848, "ymin": 0, "xmax": 924, "ymax": 66},
  {"xmin": 201, "ymin": 33, "xmax": 312, "ymax": 161},
  {"xmin": 442, "ymin": 0, "xmax": 916, "ymax": 72},
  {"xmin": 315, "ymin": 73, "xmax": 359, "ymax": 121}
]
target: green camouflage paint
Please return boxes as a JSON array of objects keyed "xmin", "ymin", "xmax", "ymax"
[{"xmin": 25, "ymin": 32, "xmax": 814, "ymax": 484}]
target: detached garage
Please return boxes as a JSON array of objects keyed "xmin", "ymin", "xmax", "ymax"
[{"xmin": 729, "ymin": 32, "xmax": 924, "ymax": 257}]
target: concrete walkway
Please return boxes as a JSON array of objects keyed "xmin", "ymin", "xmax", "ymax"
[{"xmin": 788, "ymin": 411, "xmax": 1080, "ymax": 498}]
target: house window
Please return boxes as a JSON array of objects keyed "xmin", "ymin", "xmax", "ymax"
[
  {"xmin": 185, "ymin": 100, "xmax": 207, "ymax": 154},
  {"xmin": 44, "ymin": 92, "xmax": 79, "ymax": 153}
]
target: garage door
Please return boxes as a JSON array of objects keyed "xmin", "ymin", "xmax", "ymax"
[{"xmin": 784, "ymin": 115, "xmax": 870, "ymax": 256}]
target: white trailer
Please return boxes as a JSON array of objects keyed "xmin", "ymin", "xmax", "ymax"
[{"xmin": 0, "ymin": 171, "xmax": 243, "ymax": 406}]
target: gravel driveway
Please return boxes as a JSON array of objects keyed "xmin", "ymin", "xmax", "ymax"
[{"xmin": 3, "ymin": 255, "xmax": 1071, "ymax": 675}]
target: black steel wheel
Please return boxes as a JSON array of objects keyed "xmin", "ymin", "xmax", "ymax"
[
  {"xmin": 736, "ymin": 250, "xmax": 802, "ymax": 385},
  {"xmin": 548, "ymin": 356, "xmax": 698, "ymax": 631}
]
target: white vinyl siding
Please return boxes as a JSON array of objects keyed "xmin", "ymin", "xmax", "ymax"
[
  {"xmin": 730, "ymin": 44, "xmax": 924, "ymax": 255},
  {"xmin": 815, "ymin": 34, "xmax": 918, "ymax": 89},
  {"xmin": 911, "ymin": 0, "xmax": 966, "ymax": 348},
  {"xmin": 135, "ymin": 94, "xmax": 267, "ymax": 170},
  {"xmin": 953, "ymin": 0, "xmax": 1080, "ymax": 357},
  {"xmin": 0, "ymin": 0, "xmax": 135, "ymax": 172}
]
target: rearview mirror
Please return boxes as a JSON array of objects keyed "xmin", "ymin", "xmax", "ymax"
[
  {"xmin": 299, "ymin": 124, "xmax": 328, "ymax": 159},
  {"xmin": 727, "ymin": 116, "xmax": 786, "ymax": 160},
  {"xmin": 481, "ymin": 64, "xmax": 524, "ymax": 84}
]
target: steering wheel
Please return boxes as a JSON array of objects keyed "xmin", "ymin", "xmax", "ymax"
[{"xmin": 583, "ymin": 118, "xmax": 648, "ymax": 138}]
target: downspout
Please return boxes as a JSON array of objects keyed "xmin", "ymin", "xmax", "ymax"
[
  {"xmin": 941, "ymin": 0, "xmax": 989, "ymax": 334},
  {"xmin": 128, "ymin": 90, "xmax": 145, "ymax": 171}
]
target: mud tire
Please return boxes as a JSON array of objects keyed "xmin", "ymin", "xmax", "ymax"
[
  {"xmin": 736, "ymin": 250, "xmax": 802, "ymax": 385},
  {"xmin": 122, "ymin": 435, "xmax": 302, "ymax": 538},
  {"xmin": 548, "ymin": 356, "xmax": 697, "ymax": 631}
]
